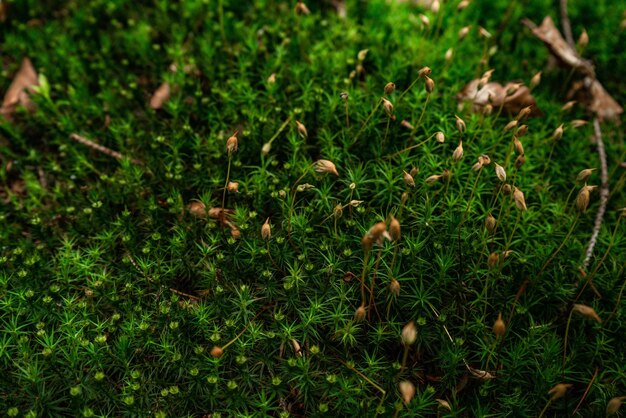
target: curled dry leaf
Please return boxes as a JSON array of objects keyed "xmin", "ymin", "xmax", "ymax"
[
  {"xmin": 149, "ymin": 81, "xmax": 171, "ymax": 109},
  {"xmin": 1, "ymin": 58, "xmax": 39, "ymax": 120},
  {"xmin": 585, "ymin": 78, "xmax": 622, "ymax": 121},
  {"xmin": 456, "ymin": 79, "xmax": 541, "ymax": 117},
  {"xmin": 524, "ymin": 17, "xmax": 622, "ymax": 121},
  {"xmin": 522, "ymin": 17, "xmax": 594, "ymax": 77}
]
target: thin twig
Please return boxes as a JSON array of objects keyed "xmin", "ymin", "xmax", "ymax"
[
  {"xmin": 169, "ymin": 288, "xmax": 200, "ymax": 300},
  {"xmin": 335, "ymin": 356, "xmax": 386, "ymax": 395},
  {"xmin": 572, "ymin": 367, "xmax": 598, "ymax": 416},
  {"xmin": 70, "ymin": 133, "xmax": 142, "ymax": 165},
  {"xmin": 582, "ymin": 118, "xmax": 609, "ymax": 270}
]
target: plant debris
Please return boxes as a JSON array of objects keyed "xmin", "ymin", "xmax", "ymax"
[
  {"xmin": 1, "ymin": 58, "xmax": 39, "ymax": 120},
  {"xmin": 523, "ymin": 16, "xmax": 622, "ymax": 121},
  {"xmin": 456, "ymin": 79, "xmax": 541, "ymax": 117},
  {"xmin": 522, "ymin": 17, "xmax": 594, "ymax": 77}
]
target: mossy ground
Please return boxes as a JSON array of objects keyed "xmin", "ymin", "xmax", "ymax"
[{"xmin": 1, "ymin": 1, "xmax": 625, "ymax": 417}]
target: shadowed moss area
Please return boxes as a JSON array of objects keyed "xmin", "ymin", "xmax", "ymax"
[{"xmin": 1, "ymin": 1, "xmax": 625, "ymax": 417}]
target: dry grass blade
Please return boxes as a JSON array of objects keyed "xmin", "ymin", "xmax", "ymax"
[{"xmin": 1, "ymin": 57, "xmax": 39, "ymax": 120}]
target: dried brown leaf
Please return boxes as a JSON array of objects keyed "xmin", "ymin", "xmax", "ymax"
[
  {"xmin": 586, "ymin": 78, "xmax": 623, "ymax": 121},
  {"xmin": 1, "ymin": 58, "xmax": 39, "ymax": 120},
  {"xmin": 522, "ymin": 17, "xmax": 595, "ymax": 77},
  {"xmin": 524, "ymin": 17, "xmax": 622, "ymax": 121},
  {"xmin": 456, "ymin": 79, "xmax": 541, "ymax": 117}
]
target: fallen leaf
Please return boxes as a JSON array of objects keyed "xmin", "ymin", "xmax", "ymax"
[
  {"xmin": 456, "ymin": 79, "xmax": 541, "ymax": 117},
  {"xmin": 524, "ymin": 16, "xmax": 622, "ymax": 122},
  {"xmin": 567, "ymin": 77, "xmax": 623, "ymax": 122},
  {"xmin": 149, "ymin": 81, "xmax": 171, "ymax": 109},
  {"xmin": 1, "ymin": 58, "xmax": 39, "ymax": 120},
  {"xmin": 522, "ymin": 17, "xmax": 595, "ymax": 77}
]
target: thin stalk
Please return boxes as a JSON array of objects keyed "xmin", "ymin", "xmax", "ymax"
[
  {"xmin": 389, "ymin": 244, "xmax": 400, "ymax": 278},
  {"xmin": 382, "ymin": 116, "xmax": 391, "ymax": 150},
  {"xmin": 498, "ymin": 170, "xmax": 518, "ymax": 241},
  {"xmin": 288, "ymin": 161, "xmax": 317, "ymax": 237},
  {"xmin": 222, "ymin": 155, "xmax": 232, "ymax": 209},
  {"xmin": 484, "ymin": 337, "xmax": 500, "ymax": 370},
  {"xmin": 537, "ymin": 399, "xmax": 553, "ymax": 418},
  {"xmin": 222, "ymin": 303, "xmax": 275, "ymax": 351},
  {"xmin": 572, "ymin": 367, "xmax": 598, "ymax": 416},
  {"xmin": 467, "ymin": 113, "xmax": 485, "ymax": 147},
  {"xmin": 351, "ymin": 98, "xmax": 382, "ymax": 147},
  {"xmin": 606, "ymin": 264, "xmax": 626, "ymax": 323},
  {"xmin": 458, "ymin": 168, "xmax": 483, "ymax": 268},
  {"xmin": 265, "ymin": 241, "xmax": 282, "ymax": 274},
  {"xmin": 487, "ymin": 184, "xmax": 503, "ymax": 224},
  {"xmin": 397, "ymin": 76, "xmax": 421, "ymax": 104},
  {"xmin": 493, "ymin": 102, "xmax": 506, "ymax": 122},
  {"xmin": 503, "ymin": 210, "xmax": 521, "ymax": 254},
  {"xmin": 360, "ymin": 251, "xmax": 372, "ymax": 308},
  {"xmin": 336, "ymin": 357, "xmax": 386, "ymax": 395},
  {"xmin": 411, "ymin": 93, "xmax": 431, "ymax": 137},
  {"xmin": 574, "ymin": 216, "xmax": 622, "ymax": 302},
  {"xmin": 384, "ymin": 132, "xmax": 437, "ymax": 160},
  {"xmin": 400, "ymin": 343, "xmax": 410, "ymax": 373},
  {"xmin": 345, "ymin": 100, "xmax": 350, "ymax": 128},
  {"xmin": 475, "ymin": 38, "xmax": 490, "ymax": 78},
  {"xmin": 540, "ymin": 139, "xmax": 557, "ymax": 183},
  {"xmin": 461, "ymin": 169, "xmax": 483, "ymax": 223},
  {"xmin": 562, "ymin": 308, "xmax": 575, "ymax": 380},
  {"xmin": 218, "ymin": 0, "xmax": 226, "ymax": 43},
  {"xmin": 368, "ymin": 248, "xmax": 383, "ymax": 320},
  {"xmin": 502, "ymin": 132, "xmax": 517, "ymax": 170},
  {"xmin": 266, "ymin": 116, "xmax": 292, "ymax": 150},
  {"xmin": 559, "ymin": 184, "xmax": 578, "ymax": 222},
  {"xmin": 287, "ymin": 190, "xmax": 298, "ymax": 239},
  {"xmin": 537, "ymin": 213, "xmax": 581, "ymax": 278},
  {"xmin": 482, "ymin": 269, "xmax": 494, "ymax": 319},
  {"xmin": 608, "ymin": 171, "xmax": 626, "ymax": 202},
  {"xmin": 374, "ymin": 394, "xmax": 387, "ymax": 418}
]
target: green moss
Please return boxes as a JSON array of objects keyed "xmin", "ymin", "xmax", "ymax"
[{"xmin": 1, "ymin": 0, "xmax": 625, "ymax": 416}]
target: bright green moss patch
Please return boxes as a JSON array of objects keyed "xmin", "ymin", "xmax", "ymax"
[{"xmin": 1, "ymin": 1, "xmax": 625, "ymax": 416}]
